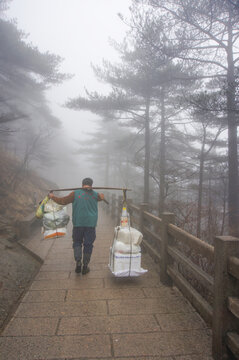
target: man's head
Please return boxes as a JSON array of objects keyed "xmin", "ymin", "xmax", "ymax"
[{"xmin": 82, "ymin": 177, "xmax": 93, "ymax": 188}]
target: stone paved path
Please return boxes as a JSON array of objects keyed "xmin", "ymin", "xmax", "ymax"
[{"xmin": 0, "ymin": 209, "xmax": 213, "ymax": 360}]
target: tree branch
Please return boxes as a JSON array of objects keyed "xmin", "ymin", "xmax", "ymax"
[
  {"xmin": 176, "ymin": 55, "xmax": 228, "ymax": 70},
  {"xmin": 159, "ymin": 4, "xmax": 228, "ymax": 49}
]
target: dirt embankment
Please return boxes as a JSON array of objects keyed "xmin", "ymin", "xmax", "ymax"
[
  {"xmin": 0, "ymin": 150, "xmax": 57, "ymax": 331},
  {"xmin": 0, "ymin": 150, "xmax": 56, "ymax": 230}
]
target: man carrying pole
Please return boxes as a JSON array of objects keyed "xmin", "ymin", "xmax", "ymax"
[{"xmin": 49, "ymin": 177, "xmax": 104, "ymax": 274}]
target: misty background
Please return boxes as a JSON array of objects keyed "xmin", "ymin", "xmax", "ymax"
[
  {"xmin": 1, "ymin": 0, "xmax": 239, "ymax": 241},
  {"xmin": 7, "ymin": 0, "xmax": 131, "ymax": 186}
]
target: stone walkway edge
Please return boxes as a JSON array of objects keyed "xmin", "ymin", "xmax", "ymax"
[{"xmin": 0, "ymin": 209, "xmax": 213, "ymax": 360}]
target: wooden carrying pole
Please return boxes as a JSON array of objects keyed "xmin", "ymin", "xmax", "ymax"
[
  {"xmin": 48, "ymin": 187, "xmax": 131, "ymax": 206},
  {"xmin": 49, "ymin": 187, "xmax": 132, "ymax": 192}
]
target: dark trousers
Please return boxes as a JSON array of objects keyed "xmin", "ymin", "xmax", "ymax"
[{"xmin": 72, "ymin": 226, "xmax": 96, "ymax": 266}]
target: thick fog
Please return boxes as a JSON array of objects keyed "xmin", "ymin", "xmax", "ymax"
[
  {"xmin": 1, "ymin": 0, "xmax": 239, "ymax": 239},
  {"xmin": 7, "ymin": 0, "xmax": 131, "ymax": 187}
]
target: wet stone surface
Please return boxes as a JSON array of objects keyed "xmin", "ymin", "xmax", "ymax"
[{"xmin": 0, "ymin": 209, "xmax": 213, "ymax": 359}]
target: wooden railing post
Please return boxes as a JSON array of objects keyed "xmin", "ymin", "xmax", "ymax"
[
  {"xmin": 139, "ymin": 203, "xmax": 148, "ymax": 235},
  {"xmin": 212, "ymin": 236, "xmax": 239, "ymax": 360},
  {"xmin": 160, "ymin": 213, "xmax": 175, "ymax": 286}
]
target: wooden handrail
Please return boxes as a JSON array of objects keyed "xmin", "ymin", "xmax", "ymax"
[
  {"xmin": 168, "ymin": 265, "xmax": 213, "ymax": 325},
  {"xmin": 228, "ymin": 256, "xmax": 239, "ymax": 280},
  {"xmin": 168, "ymin": 223, "xmax": 214, "ymax": 261},
  {"xmin": 143, "ymin": 226, "xmax": 162, "ymax": 245},
  {"xmin": 228, "ymin": 297, "xmax": 239, "ymax": 320},
  {"xmin": 108, "ymin": 195, "xmax": 239, "ymax": 360},
  {"xmin": 226, "ymin": 332, "xmax": 239, "ymax": 359},
  {"xmin": 128, "ymin": 203, "xmax": 140, "ymax": 212},
  {"xmin": 168, "ymin": 245, "xmax": 214, "ymax": 293},
  {"xmin": 143, "ymin": 238, "xmax": 161, "ymax": 263},
  {"xmin": 143, "ymin": 211, "xmax": 162, "ymax": 226}
]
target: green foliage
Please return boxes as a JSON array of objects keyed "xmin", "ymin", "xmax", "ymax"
[
  {"xmin": 66, "ymin": 88, "xmax": 141, "ymax": 115},
  {"xmin": 0, "ymin": 4, "xmax": 70, "ymax": 176},
  {"xmin": 66, "ymin": 0, "xmax": 238, "ymax": 236}
]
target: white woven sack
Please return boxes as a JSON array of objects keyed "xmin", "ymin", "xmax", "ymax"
[
  {"xmin": 113, "ymin": 240, "xmax": 140, "ymax": 254},
  {"xmin": 115, "ymin": 227, "xmax": 143, "ymax": 246}
]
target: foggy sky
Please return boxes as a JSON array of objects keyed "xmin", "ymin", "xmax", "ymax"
[
  {"xmin": 8, "ymin": 0, "xmax": 130, "ymax": 142},
  {"xmin": 7, "ymin": 0, "xmax": 131, "ymax": 187}
]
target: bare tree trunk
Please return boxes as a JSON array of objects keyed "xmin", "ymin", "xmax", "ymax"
[
  {"xmin": 196, "ymin": 134, "xmax": 205, "ymax": 239},
  {"xmin": 196, "ymin": 122, "xmax": 223, "ymax": 239},
  {"xmin": 220, "ymin": 177, "xmax": 227, "ymax": 236},
  {"xmin": 159, "ymin": 87, "xmax": 165, "ymax": 215},
  {"xmin": 144, "ymin": 95, "xmax": 150, "ymax": 203},
  {"xmin": 207, "ymin": 166, "xmax": 213, "ymax": 243},
  {"xmin": 227, "ymin": 11, "xmax": 239, "ymax": 236}
]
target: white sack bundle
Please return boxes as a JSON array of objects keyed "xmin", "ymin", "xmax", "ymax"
[
  {"xmin": 113, "ymin": 240, "xmax": 140, "ymax": 254},
  {"xmin": 44, "ymin": 199, "xmax": 64, "ymax": 213},
  {"xmin": 114, "ymin": 227, "xmax": 143, "ymax": 246},
  {"xmin": 43, "ymin": 208, "xmax": 70, "ymax": 230}
]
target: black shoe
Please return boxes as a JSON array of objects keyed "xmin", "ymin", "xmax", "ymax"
[
  {"xmin": 75, "ymin": 262, "xmax": 81, "ymax": 273},
  {"xmin": 82, "ymin": 265, "xmax": 90, "ymax": 275}
]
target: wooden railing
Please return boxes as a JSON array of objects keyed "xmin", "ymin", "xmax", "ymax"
[
  {"xmin": 103, "ymin": 195, "xmax": 239, "ymax": 360},
  {"xmin": 223, "ymin": 253, "xmax": 239, "ymax": 359}
]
